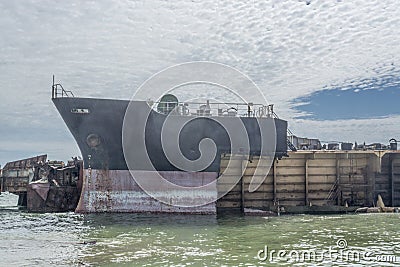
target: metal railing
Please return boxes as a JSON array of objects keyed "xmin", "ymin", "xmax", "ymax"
[
  {"xmin": 51, "ymin": 75, "xmax": 74, "ymax": 99},
  {"xmin": 325, "ymin": 178, "xmax": 339, "ymax": 203},
  {"xmin": 150, "ymin": 100, "xmax": 276, "ymax": 118}
]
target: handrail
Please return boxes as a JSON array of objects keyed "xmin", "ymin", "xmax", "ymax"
[
  {"xmin": 51, "ymin": 75, "xmax": 75, "ymax": 99},
  {"xmin": 149, "ymin": 100, "xmax": 276, "ymax": 118},
  {"xmin": 325, "ymin": 178, "xmax": 339, "ymax": 202},
  {"xmin": 52, "ymin": 83, "xmax": 75, "ymax": 98}
]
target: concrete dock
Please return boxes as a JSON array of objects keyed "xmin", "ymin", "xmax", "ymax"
[
  {"xmin": 2, "ymin": 150, "xmax": 399, "ymax": 214},
  {"xmin": 217, "ymin": 150, "xmax": 400, "ymax": 214}
]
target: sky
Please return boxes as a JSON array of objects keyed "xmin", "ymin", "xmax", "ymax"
[{"xmin": 0, "ymin": 0, "xmax": 399, "ymax": 166}]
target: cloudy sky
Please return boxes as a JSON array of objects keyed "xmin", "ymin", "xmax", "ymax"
[{"xmin": 0, "ymin": 0, "xmax": 399, "ymax": 166}]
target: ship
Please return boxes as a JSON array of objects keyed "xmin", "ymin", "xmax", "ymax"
[{"xmin": 51, "ymin": 79, "xmax": 288, "ymax": 213}]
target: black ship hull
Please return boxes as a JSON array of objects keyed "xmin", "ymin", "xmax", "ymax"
[{"xmin": 53, "ymin": 97, "xmax": 288, "ymax": 213}]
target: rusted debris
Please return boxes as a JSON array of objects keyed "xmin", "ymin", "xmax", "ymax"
[
  {"xmin": 355, "ymin": 194, "xmax": 400, "ymax": 213},
  {"xmin": 1, "ymin": 155, "xmax": 83, "ymax": 212},
  {"xmin": 1, "ymin": 155, "xmax": 48, "ymax": 206},
  {"xmin": 243, "ymin": 208, "xmax": 277, "ymax": 216}
]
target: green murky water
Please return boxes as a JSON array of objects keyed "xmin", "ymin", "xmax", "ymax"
[{"xmin": 1, "ymin": 192, "xmax": 399, "ymax": 266}]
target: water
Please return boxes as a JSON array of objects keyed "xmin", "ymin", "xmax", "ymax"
[{"xmin": 1, "ymin": 193, "xmax": 399, "ymax": 266}]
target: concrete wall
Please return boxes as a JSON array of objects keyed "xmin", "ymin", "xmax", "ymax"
[{"xmin": 217, "ymin": 151, "xmax": 400, "ymax": 213}]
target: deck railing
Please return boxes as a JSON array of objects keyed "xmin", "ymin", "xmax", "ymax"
[
  {"xmin": 150, "ymin": 100, "xmax": 276, "ymax": 118},
  {"xmin": 51, "ymin": 75, "xmax": 74, "ymax": 99}
]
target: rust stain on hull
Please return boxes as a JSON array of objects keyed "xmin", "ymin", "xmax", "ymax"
[{"xmin": 76, "ymin": 169, "xmax": 218, "ymax": 214}]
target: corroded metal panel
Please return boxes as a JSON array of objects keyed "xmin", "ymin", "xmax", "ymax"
[
  {"xmin": 76, "ymin": 169, "xmax": 218, "ymax": 214},
  {"xmin": 3, "ymin": 155, "xmax": 47, "ymax": 170},
  {"xmin": 1, "ymin": 155, "xmax": 47, "ymax": 194},
  {"xmin": 27, "ymin": 184, "xmax": 80, "ymax": 212}
]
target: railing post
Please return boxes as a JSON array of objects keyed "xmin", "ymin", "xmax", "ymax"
[{"xmin": 52, "ymin": 75, "xmax": 55, "ymax": 99}]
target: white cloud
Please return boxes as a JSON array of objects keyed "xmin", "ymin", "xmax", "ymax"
[
  {"xmin": 0, "ymin": 0, "xmax": 399, "ymax": 164},
  {"xmin": 289, "ymin": 115, "xmax": 400, "ymax": 144}
]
